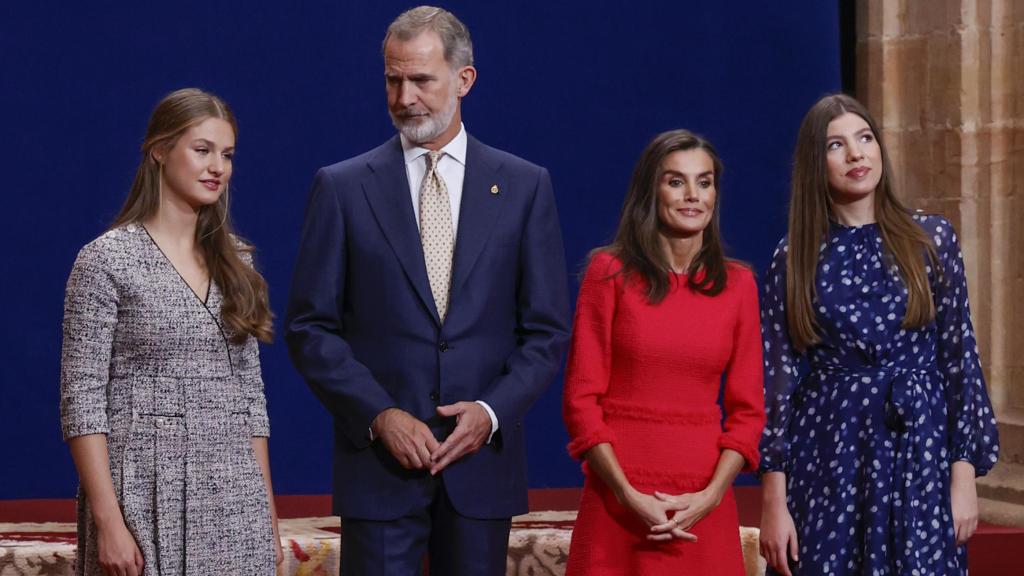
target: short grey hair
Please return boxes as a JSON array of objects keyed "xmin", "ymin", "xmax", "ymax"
[{"xmin": 383, "ymin": 6, "xmax": 474, "ymax": 68}]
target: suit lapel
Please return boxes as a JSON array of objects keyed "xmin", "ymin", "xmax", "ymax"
[
  {"xmin": 363, "ymin": 137, "xmax": 441, "ymax": 324},
  {"xmin": 451, "ymin": 136, "xmax": 503, "ymax": 298}
]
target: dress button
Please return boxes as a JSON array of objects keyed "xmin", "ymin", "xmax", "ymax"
[
  {"xmin": 154, "ymin": 418, "xmax": 165, "ymax": 428},
  {"xmin": 429, "ymin": 391, "xmax": 440, "ymax": 402},
  {"xmin": 439, "ymin": 341, "xmax": 449, "ymax": 352}
]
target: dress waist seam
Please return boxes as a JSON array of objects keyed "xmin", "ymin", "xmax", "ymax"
[{"xmin": 601, "ymin": 399, "xmax": 721, "ymax": 424}]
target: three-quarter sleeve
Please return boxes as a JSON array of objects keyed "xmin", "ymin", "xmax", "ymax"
[
  {"xmin": 717, "ymin": 268, "xmax": 767, "ymax": 472},
  {"xmin": 929, "ymin": 217, "xmax": 1000, "ymax": 476},
  {"xmin": 238, "ymin": 335, "xmax": 271, "ymax": 437},
  {"xmin": 234, "ymin": 243, "xmax": 271, "ymax": 438},
  {"xmin": 758, "ymin": 238, "xmax": 803, "ymax": 475},
  {"xmin": 563, "ymin": 252, "xmax": 621, "ymax": 460},
  {"xmin": 60, "ymin": 242, "xmax": 118, "ymax": 440}
]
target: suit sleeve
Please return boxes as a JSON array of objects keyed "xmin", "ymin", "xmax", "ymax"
[
  {"xmin": 477, "ymin": 167, "xmax": 571, "ymax": 432},
  {"xmin": 285, "ymin": 168, "xmax": 396, "ymax": 448},
  {"xmin": 717, "ymin": 268, "xmax": 767, "ymax": 472},
  {"xmin": 562, "ymin": 252, "xmax": 620, "ymax": 460}
]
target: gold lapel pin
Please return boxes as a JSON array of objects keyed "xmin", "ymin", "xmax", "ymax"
[{"xmin": 490, "ymin": 184, "xmax": 499, "ymax": 195}]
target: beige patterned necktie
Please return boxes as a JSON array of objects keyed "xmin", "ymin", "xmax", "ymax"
[{"xmin": 419, "ymin": 150, "xmax": 454, "ymax": 320}]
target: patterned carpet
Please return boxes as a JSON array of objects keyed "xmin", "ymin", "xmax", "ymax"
[{"xmin": 0, "ymin": 511, "xmax": 766, "ymax": 575}]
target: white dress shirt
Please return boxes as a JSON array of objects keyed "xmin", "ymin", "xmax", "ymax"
[
  {"xmin": 399, "ymin": 124, "xmax": 499, "ymax": 443},
  {"xmin": 401, "ymin": 123, "xmax": 467, "ymax": 235}
]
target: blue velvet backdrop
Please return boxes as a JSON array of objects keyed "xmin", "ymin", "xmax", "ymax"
[{"xmin": 0, "ymin": 1, "xmax": 840, "ymax": 498}]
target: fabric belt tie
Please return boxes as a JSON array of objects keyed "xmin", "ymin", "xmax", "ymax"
[{"xmin": 812, "ymin": 362, "xmax": 934, "ymax": 573}]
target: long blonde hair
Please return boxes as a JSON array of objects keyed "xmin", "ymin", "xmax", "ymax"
[
  {"xmin": 787, "ymin": 94, "xmax": 937, "ymax": 352},
  {"xmin": 111, "ymin": 88, "xmax": 273, "ymax": 343}
]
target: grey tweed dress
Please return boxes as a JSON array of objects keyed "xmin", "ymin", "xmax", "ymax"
[{"xmin": 60, "ymin": 224, "xmax": 276, "ymax": 575}]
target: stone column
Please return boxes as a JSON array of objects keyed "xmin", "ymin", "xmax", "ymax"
[{"xmin": 856, "ymin": 0, "xmax": 1024, "ymax": 525}]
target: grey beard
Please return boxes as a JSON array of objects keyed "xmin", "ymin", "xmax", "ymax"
[{"xmin": 391, "ymin": 94, "xmax": 458, "ymax": 145}]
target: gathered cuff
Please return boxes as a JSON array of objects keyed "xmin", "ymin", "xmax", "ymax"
[
  {"xmin": 566, "ymin": 428, "xmax": 617, "ymax": 460},
  {"xmin": 950, "ymin": 417, "xmax": 1000, "ymax": 478},
  {"xmin": 718, "ymin": 436, "xmax": 760, "ymax": 473},
  {"xmin": 756, "ymin": 457, "xmax": 789, "ymax": 478},
  {"xmin": 953, "ymin": 451, "xmax": 997, "ymax": 478}
]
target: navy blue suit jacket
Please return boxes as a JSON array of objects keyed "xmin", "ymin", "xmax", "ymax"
[{"xmin": 285, "ymin": 134, "xmax": 570, "ymax": 520}]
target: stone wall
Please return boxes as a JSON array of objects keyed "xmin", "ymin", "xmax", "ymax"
[{"xmin": 856, "ymin": 0, "xmax": 1024, "ymax": 524}]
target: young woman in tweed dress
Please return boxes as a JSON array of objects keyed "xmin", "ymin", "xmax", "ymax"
[{"xmin": 60, "ymin": 88, "xmax": 282, "ymax": 576}]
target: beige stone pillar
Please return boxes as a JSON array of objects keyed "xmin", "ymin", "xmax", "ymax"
[{"xmin": 856, "ymin": 0, "xmax": 1024, "ymax": 525}]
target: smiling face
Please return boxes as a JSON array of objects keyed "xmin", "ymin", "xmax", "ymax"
[
  {"xmin": 156, "ymin": 117, "xmax": 235, "ymax": 210},
  {"xmin": 656, "ymin": 148, "xmax": 717, "ymax": 239},
  {"xmin": 825, "ymin": 112, "xmax": 883, "ymax": 201},
  {"xmin": 384, "ymin": 30, "xmax": 475, "ymax": 148}
]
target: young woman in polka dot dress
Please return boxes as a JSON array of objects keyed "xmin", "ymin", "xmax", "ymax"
[{"xmin": 757, "ymin": 94, "xmax": 999, "ymax": 575}]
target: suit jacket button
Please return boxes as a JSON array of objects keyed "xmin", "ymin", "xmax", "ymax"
[
  {"xmin": 429, "ymin": 391, "xmax": 440, "ymax": 402},
  {"xmin": 439, "ymin": 341, "xmax": 449, "ymax": 352}
]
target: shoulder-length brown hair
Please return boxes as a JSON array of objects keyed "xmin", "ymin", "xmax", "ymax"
[
  {"xmin": 787, "ymin": 93, "xmax": 937, "ymax": 352},
  {"xmin": 600, "ymin": 129, "xmax": 731, "ymax": 303},
  {"xmin": 111, "ymin": 88, "xmax": 273, "ymax": 343}
]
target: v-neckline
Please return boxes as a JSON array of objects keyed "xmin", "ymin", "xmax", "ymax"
[{"xmin": 140, "ymin": 224, "xmax": 212, "ymax": 306}]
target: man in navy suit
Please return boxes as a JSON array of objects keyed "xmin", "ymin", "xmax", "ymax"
[{"xmin": 285, "ymin": 6, "xmax": 570, "ymax": 574}]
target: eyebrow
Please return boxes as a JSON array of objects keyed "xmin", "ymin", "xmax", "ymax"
[
  {"xmin": 662, "ymin": 169, "xmax": 714, "ymax": 178},
  {"xmin": 385, "ymin": 72, "xmax": 437, "ymax": 81},
  {"xmin": 827, "ymin": 127, "xmax": 873, "ymax": 140},
  {"xmin": 192, "ymin": 138, "xmax": 234, "ymax": 151}
]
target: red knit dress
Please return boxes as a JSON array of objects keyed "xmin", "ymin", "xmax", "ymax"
[{"xmin": 563, "ymin": 252, "xmax": 765, "ymax": 575}]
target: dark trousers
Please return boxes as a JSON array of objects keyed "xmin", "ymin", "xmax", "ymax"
[{"xmin": 340, "ymin": 478, "xmax": 511, "ymax": 576}]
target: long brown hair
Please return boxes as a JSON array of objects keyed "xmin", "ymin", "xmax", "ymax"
[
  {"xmin": 787, "ymin": 93, "xmax": 937, "ymax": 352},
  {"xmin": 111, "ymin": 88, "xmax": 273, "ymax": 343},
  {"xmin": 601, "ymin": 129, "xmax": 731, "ymax": 303}
]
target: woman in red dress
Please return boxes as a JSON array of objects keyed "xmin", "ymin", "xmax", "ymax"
[{"xmin": 563, "ymin": 129, "xmax": 766, "ymax": 575}]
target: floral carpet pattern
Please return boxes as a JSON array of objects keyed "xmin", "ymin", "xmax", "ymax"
[{"xmin": 0, "ymin": 512, "xmax": 765, "ymax": 575}]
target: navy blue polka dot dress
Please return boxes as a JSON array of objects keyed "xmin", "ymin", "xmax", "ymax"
[{"xmin": 759, "ymin": 214, "xmax": 1000, "ymax": 575}]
